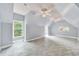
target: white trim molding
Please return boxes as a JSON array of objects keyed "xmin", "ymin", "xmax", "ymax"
[
  {"xmin": 1, "ymin": 43, "xmax": 13, "ymax": 50},
  {"xmin": 27, "ymin": 36, "xmax": 44, "ymax": 42}
]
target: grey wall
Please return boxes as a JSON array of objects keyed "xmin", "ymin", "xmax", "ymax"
[
  {"xmin": 48, "ymin": 19, "xmax": 78, "ymax": 38},
  {"xmin": 0, "ymin": 19, "xmax": 1, "ymax": 51},
  {"xmin": 0, "ymin": 4, "xmax": 13, "ymax": 48},
  {"xmin": 26, "ymin": 11, "xmax": 49, "ymax": 26},
  {"xmin": 25, "ymin": 11, "xmax": 46, "ymax": 41},
  {"xmin": 74, "ymin": 4, "xmax": 79, "ymax": 37},
  {"xmin": 63, "ymin": 4, "xmax": 79, "ymax": 37},
  {"xmin": 26, "ymin": 24, "xmax": 44, "ymax": 41},
  {"xmin": 1, "ymin": 23, "xmax": 13, "ymax": 46},
  {"xmin": 14, "ymin": 13, "xmax": 24, "ymax": 21},
  {"xmin": 54, "ymin": 3, "xmax": 70, "ymax": 13},
  {"xmin": 64, "ymin": 4, "xmax": 79, "ymax": 28},
  {"xmin": 78, "ymin": 28, "xmax": 79, "ymax": 37}
]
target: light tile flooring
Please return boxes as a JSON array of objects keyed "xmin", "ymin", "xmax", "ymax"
[{"xmin": 0, "ymin": 36, "xmax": 79, "ymax": 56}]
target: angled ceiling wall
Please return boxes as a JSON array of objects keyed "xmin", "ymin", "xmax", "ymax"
[
  {"xmin": 14, "ymin": 3, "xmax": 79, "ymax": 28},
  {"xmin": 63, "ymin": 4, "xmax": 79, "ymax": 28}
]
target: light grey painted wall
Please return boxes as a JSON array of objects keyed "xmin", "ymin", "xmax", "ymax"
[
  {"xmin": 1, "ymin": 23, "xmax": 13, "ymax": 46},
  {"xmin": 0, "ymin": 4, "xmax": 13, "ymax": 48},
  {"xmin": 74, "ymin": 4, "xmax": 79, "ymax": 37},
  {"xmin": 78, "ymin": 28, "xmax": 79, "ymax": 37},
  {"xmin": 48, "ymin": 19, "xmax": 78, "ymax": 38},
  {"xmin": 14, "ymin": 13, "xmax": 25, "ymax": 21},
  {"xmin": 26, "ymin": 24, "xmax": 44, "ymax": 41},
  {"xmin": 54, "ymin": 3, "xmax": 70, "ymax": 13},
  {"xmin": 63, "ymin": 4, "xmax": 79, "ymax": 37},
  {"xmin": 25, "ymin": 11, "xmax": 46, "ymax": 40},
  {"xmin": 64, "ymin": 4, "xmax": 79, "ymax": 28},
  {"xmin": 26, "ymin": 11, "xmax": 49, "ymax": 26},
  {"xmin": 0, "ymin": 4, "xmax": 13, "ymax": 23},
  {"xmin": 0, "ymin": 19, "xmax": 1, "ymax": 51}
]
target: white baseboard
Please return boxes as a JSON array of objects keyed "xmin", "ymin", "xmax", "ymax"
[
  {"xmin": 47, "ymin": 35, "xmax": 78, "ymax": 39},
  {"xmin": 27, "ymin": 35, "xmax": 44, "ymax": 42},
  {"xmin": 1, "ymin": 43, "xmax": 12, "ymax": 49},
  {"xmin": 57, "ymin": 35, "xmax": 78, "ymax": 39}
]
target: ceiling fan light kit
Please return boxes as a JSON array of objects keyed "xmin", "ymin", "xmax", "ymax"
[{"xmin": 25, "ymin": 4, "xmax": 62, "ymax": 22}]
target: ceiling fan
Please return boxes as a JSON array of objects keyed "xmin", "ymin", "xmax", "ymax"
[
  {"xmin": 24, "ymin": 4, "xmax": 62, "ymax": 22},
  {"xmin": 40, "ymin": 7, "xmax": 52, "ymax": 17},
  {"xmin": 39, "ymin": 7, "xmax": 62, "ymax": 22}
]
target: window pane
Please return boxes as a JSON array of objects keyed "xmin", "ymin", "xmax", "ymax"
[{"xmin": 13, "ymin": 20, "xmax": 23, "ymax": 37}]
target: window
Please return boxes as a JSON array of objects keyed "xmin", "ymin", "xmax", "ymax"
[
  {"xmin": 13, "ymin": 20, "xmax": 24, "ymax": 38},
  {"xmin": 59, "ymin": 26, "xmax": 70, "ymax": 32}
]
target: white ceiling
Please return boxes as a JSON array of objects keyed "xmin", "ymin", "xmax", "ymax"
[
  {"xmin": 14, "ymin": 3, "xmax": 29, "ymax": 15},
  {"xmin": 13, "ymin": 3, "xmax": 79, "ymax": 28},
  {"xmin": 13, "ymin": 3, "xmax": 70, "ymax": 15}
]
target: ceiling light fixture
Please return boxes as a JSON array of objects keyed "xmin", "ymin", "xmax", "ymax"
[{"xmin": 40, "ymin": 7, "xmax": 52, "ymax": 17}]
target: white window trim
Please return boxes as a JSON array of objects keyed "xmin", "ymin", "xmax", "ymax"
[{"xmin": 13, "ymin": 20, "xmax": 24, "ymax": 39}]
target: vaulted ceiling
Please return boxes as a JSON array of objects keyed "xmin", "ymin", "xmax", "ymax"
[
  {"xmin": 13, "ymin": 3, "xmax": 72, "ymax": 15},
  {"xmin": 14, "ymin": 3, "xmax": 79, "ymax": 28}
]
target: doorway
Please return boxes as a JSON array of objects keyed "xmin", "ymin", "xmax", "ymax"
[{"xmin": 13, "ymin": 20, "xmax": 24, "ymax": 40}]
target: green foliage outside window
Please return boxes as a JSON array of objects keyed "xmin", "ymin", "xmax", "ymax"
[{"xmin": 14, "ymin": 20, "xmax": 23, "ymax": 37}]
